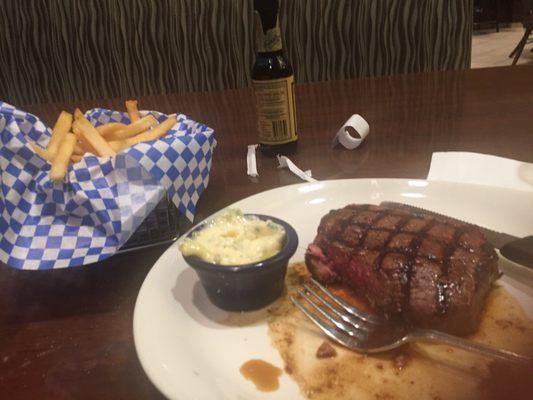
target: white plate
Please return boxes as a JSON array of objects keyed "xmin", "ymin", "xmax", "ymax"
[{"xmin": 133, "ymin": 179, "xmax": 533, "ymax": 400}]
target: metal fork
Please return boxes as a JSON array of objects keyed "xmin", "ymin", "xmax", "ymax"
[{"xmin": 291, "ymin": 278, "xmax": 532, "ymax": 364}]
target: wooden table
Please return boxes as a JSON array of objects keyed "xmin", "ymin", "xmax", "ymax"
[{"xmin": 1, "ymin": 65, "xmax": 533, "ymax": 399}]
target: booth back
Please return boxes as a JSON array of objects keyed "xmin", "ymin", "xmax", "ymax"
[{"xmin": 0, "ymin": 0, "xmax": 473, "ymax": 105}]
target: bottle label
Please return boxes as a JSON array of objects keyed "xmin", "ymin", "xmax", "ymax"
[{"xmin": 252, "ymin": 76, "xmax": 298, "ymax": 145}]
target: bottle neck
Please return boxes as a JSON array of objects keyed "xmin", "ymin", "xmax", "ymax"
[{"xmin": 254, "ymin": 11, "xmax": 282, "ymax": 53}]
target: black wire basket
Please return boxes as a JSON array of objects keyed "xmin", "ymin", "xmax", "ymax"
[{"xmin": 118, "ymin": 195, "xmax": 181, "ymax": 253}]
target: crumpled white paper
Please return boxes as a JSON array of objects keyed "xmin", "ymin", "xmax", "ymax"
[
  {"xmin": 277, "ymin": 155, "xmax": 317, "ymax": 182},
  {"xmin": 332, "ymin": 114, "xmax": 370, "ymax": 150},
  {"xmin": 246, "ymin": 144, "xmax": 259, "ymax": 177}
]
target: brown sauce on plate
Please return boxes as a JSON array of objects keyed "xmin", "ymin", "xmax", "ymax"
[
  {"xmin": 240, "ymin": 359, "xmax": 282, "ymax": 392},
  {"xmin": 478, "ymin": 359, "xmax": 533, "ymax": 400}
]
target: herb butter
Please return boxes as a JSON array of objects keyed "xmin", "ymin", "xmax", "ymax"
[{"xmin": 179, "ymin": 209, "xmax": 285, "ymax": 265}]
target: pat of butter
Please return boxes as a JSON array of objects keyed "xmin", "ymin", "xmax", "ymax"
[{"xmin": 179, "ymin": 209, "xmax": 285, "ymax": 265}]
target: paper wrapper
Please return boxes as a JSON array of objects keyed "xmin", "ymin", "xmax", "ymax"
[{"xmin": 0, "ymin": 102, "xmax": 216, "ymax": 270}]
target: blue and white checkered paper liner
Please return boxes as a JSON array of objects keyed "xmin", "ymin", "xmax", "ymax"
[{"xmin": 0, "ymin": 101, "xmax": 216, "ymax": 270}]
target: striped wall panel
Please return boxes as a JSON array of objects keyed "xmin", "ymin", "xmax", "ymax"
[{"xmin": 0, "ymin": 0, "xmax": 472, "ymax": 105}]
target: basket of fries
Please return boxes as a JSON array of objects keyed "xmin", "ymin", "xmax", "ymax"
[{"xmin": 0, "ymin": 100, "xmax": 216, "ymax": 269}]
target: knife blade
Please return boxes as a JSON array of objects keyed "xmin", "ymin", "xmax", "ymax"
[{"xmin": 379, "ymin": 201, "xmax": 533, "ymax": 270}]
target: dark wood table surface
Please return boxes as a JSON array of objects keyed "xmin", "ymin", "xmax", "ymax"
[{"xmin": 1, "ymin": 65, "xmax": 533, "ymax": 399}]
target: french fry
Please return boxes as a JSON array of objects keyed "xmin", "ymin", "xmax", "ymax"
[
  {"xmin": 74, "ymin": 108, "xmax": 84, "ymax": 120},
  {"xmin": 96, "ymin": 122, "xmax": 127, "ymax": 137},
  {"xmin": 108, "ymin": 140, "xmax": 126, "ymax": 153},
  {"xmin": 105, "ymin": 115, "xmax": 158, "ymax": 141},
  {"xmin": 72, "ymin": 142, "xmax": 85, "ymax": 156},
  {"xmin": 110, "ymin": 116, "xmax": 177, "ymax": 152},
  {"xmin": 32, "ymin": 99, "xmax": 174, "ymax": 180},
  {"xmin": 106, "ymin": 117, "xmax": 176, "ymax": 153},
  {"xmin": 50, "ymin": 133, "xmax": 77, "ymax": 181},
  {"xmin": 125, "ymin": 100, "xmax": 141, "ymax": 122},
  {"xmin": 130, "ymin": 116, "xmax": 177, "ymax": 144},
  {"xmin": 73, "ymin": 128, "xmax": 98, "ymax": 155},
  {"xmin": 79, "ymin": 140, "xmax": 98, "ymax": 155},
  {"xmin": 28, "ymin": 140, "xmax": 54, "ymax": 162},
  {"xmin": 72, "ymin": 117, "xmax": 116, "ymax": 157},
  {"xmin": 46, "ymin": 111, "xmax": 73, "ymax": 159}
]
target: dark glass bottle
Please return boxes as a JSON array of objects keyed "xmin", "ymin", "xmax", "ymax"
[{"xmin": 252, "ymin": 0, "xmax": 298, "ymax": 156}]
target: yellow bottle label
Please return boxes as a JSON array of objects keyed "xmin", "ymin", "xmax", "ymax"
[{"xmin": 252, "ymin": 76, "xmax": 298, "ymax": 145}]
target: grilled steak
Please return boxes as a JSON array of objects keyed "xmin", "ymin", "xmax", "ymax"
[{"xmin": 305, "ymin": 204, "xmax": 499, "ymax": 335}]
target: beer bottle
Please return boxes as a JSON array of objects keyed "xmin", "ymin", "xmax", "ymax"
[{"xmin": 252, "ymin": 0, "xmax": 297, "ymax": 156}]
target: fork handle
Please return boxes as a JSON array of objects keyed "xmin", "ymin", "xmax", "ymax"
[{"xmin": 410, "ymin": 329, "xmax": 532, "ymax": 364}]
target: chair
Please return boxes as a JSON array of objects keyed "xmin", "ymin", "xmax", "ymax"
[{"xmin": 509, "ymin": 0, "xmax": 533, "ymax": 65}]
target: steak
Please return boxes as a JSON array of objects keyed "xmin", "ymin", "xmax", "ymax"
[{"xmin": 305, "ymin": 204, "xmax": 499, "ymax": 335}]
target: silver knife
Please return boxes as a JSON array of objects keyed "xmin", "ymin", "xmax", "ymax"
[{"xmin": 380, "ymin": 201, "xmax": 533, "ymax": 270}]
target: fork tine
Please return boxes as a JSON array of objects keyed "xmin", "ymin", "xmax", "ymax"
[
  {"xmin": 302, "ymin": 283, "xmax": 373, "ymax": 332},
  {"xmin": 297, "ymin": 289, "xmax": 367, "ymax": 339},
  {"xmin": 290, "ymin": 296, "xmax": 362, "ymax": 350},
  {"xmin": 310, "ymin": 278, "xmax": 383, "ymax": 324}
]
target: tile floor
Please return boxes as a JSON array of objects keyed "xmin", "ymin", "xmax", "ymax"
[{"xmin": 471, "ymin": 24, "xmax": 533, "ymax": 68}]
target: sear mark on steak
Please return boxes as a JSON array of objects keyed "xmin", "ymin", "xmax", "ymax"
[{"xmin": 305, "ymin": 204, "xmax": 499, "ymax": 335}]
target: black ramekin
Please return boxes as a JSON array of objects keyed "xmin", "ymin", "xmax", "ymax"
[{"xmin": 181, "ymin": 214, "xmax": 298, "ymax": 311}]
